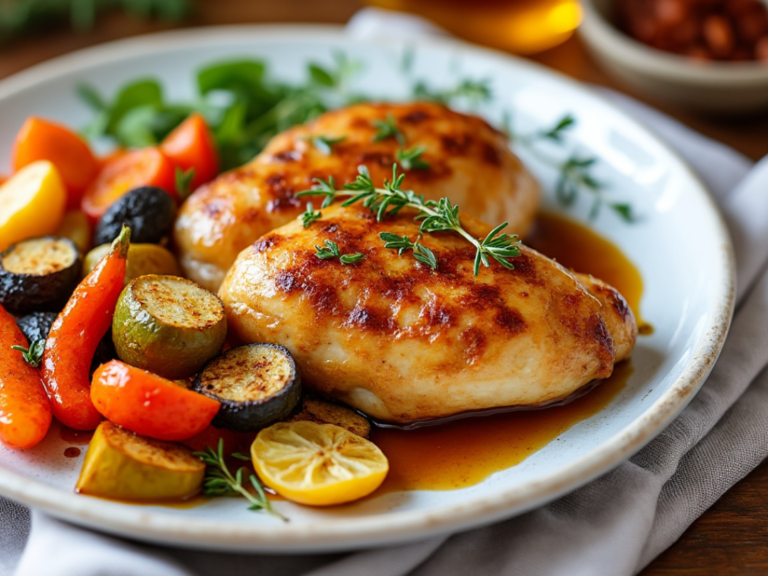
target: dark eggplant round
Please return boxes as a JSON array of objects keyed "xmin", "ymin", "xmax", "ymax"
[
  {"xmin": 0, "ymin": 236, "xmax": 81, "ymax": 315},
  {"xmin": 93, "ymin": 186, "xmax": 176, "ymax": 246},
  {"xmin": 15, "ymin": 311, "xmax": 58, "ymax": 344},
  {"xmin": 193, "ymin": 343, "xmax": 302, "ymax": 432}
]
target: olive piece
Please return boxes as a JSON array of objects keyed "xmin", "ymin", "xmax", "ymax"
[
  {"xmin": 15, "ymin": 311, "xmax": 58, "ymax": 344},
  {"xmin": 93, "ymin": 186, "xmax": 176, "ymax": 246}
]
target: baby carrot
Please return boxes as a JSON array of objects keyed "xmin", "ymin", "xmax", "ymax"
[
  {"xmin": 0, "ymin": 304, "xmax": 52, "ymax": 449},
  {"xmin": 41, "ymin": 226, "xmax": 130, "ymax": 430}
]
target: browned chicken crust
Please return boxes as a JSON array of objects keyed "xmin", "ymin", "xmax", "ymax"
[
  {"xmin": 219, "ymin": 205, "xmax": 637, "ymax": 424},
  {"xmin": 174, "ymin": 102, "xmax": 540, "ymax": 291}
]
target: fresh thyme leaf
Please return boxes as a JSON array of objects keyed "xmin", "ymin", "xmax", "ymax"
[
  {"xmin": 11, "ymin": 340, "xmax": 45, "ymax": 368},
  {"xmin": 339, "ymin": 252, "xmax": 366, "ymax": 264},
  {"xmin": 610, "ymin": 203, "xmax": 635, "ymax": 222},
  {"xmin": 308, "ymin": 64, "xmax": 336, "ymax": 87},
  {"xmin": 311, "ymin": 135, "xmax": 347, "ymax": 155},
  {"xmin": 396, "ymin": 146, "xmax": 429, "ymax": 170},
  {"xmin": 315, "ymin": 240, "xmax": 340, "ymax": 260},
  {"xmin": 372, "ymin": 114, "xmax": 405, "ymax": 145},
  {"xmin": 175, "ymin": 167, "xmax": 196, "ymax": 200},
  {"xmin": 539, "ymin": 114, "xmax": 575, "ymax": 142},
  {"xmin": 413, "ymin": 78, "xmax": 492, "ymax": 106},
  {"xmin": 306, "ymin": 164, "xmax": 519, "ymax": 275},
  {"xmin": 301, "ymin": 202, "xmax": 322, "ymax": 228},
  {"xmin": 193, "ymin": 439, "xmax": 285, "ymax": 521}
]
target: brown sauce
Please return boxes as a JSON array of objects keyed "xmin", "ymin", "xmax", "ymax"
[
  {"xmin": 59, "ymin": 427, "xmax": 94, "ymax": 445},
  {"xmin": 371, "ymin": 211, "xmax": 646, "ymax": 493},
  {"xmin": 63, "ymin": 447, "xmax": 81, "ymax": 458}
]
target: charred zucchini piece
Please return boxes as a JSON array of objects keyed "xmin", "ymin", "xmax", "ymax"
[
  {"xmin": 0, "ymin": 236, "xmax": 81, "ymax": 314},
  {"xmin": 76, "ymin": 421, "xmax": 204, "ymax": 501},
  {"xmin": 83, "ymin": 242, "xmax": 182, "ymax": 285},
  {"xmin": 112, "ymin": 275, "xmax": 227, "ymax": 380},
  {"xmin": 194, "ymin": 344, "xmax": 301, "ymax": 432},
  {"xmin": 93, "ymin": 186, "xmax": 176, "ymax": 246},
  {"xmin": 290, "ymin": 396, "xmax": 371, "ymax": 439}
]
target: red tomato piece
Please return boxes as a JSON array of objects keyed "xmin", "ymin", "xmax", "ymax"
[{"xmin": 160, "ymin": 113, "xmax": 219, "ymax": 191}]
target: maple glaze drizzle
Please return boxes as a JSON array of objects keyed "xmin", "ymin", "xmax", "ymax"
[{"xmin": 371, "ymin": 212, "xmax": 646, "ymax": 493}]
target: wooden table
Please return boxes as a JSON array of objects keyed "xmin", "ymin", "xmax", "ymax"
[{"xmin": 2, "ymin": 1, "xmax": 766, "ymax": 573}]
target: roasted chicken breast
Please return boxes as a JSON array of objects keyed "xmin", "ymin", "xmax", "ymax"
[
  {"xmin": 219, "ymin": 204, "xmax": 637, "ymax": 424},
  {"xmin": 174, "ymin": 102, "xmax": 540, "ymax": 291}
]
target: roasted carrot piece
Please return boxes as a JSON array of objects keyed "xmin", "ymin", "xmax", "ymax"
[
  {"xmin": 81, "ymin": 147, "xmax": 176, "ymax": 223},
  {"xmin": 160, "ymin": 113, "xmax": 219, "ymax": 190},
  {"xmin": 0, "ymin": 304, "xmax": 52, "ymax": 449},
  {"xmin": 91, "ymin": 360, "xmax": 220, "ymax": 441},
  {"xmin": 12, "ymin": 117, "xmax": 100, "ymax": 209},
  {"xmin": 41, "ymin": 226, "xmax": 130, "ymax": 430}
]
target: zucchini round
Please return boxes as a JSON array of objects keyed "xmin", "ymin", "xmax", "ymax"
[
  {"xmin": 0, "ymin": 236, "xmax": 81, "ymax": 314},
  {"xmin": 93, "ymin": 186, "xmax": 176, "ymax": 246},
  {"xmin": 112, "ymin": 274, "xmax": 227, "ymax": 380},
  {"xmin": 83, "ymin": 242, "xmax": 182, "ymax": 285},
  {"xmin": 194, "ymin": 344, "xmax": 302, "ymax": 432}
]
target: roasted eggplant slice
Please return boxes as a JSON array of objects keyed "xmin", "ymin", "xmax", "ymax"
[
  {"xmin": 93, "ymin": 186, "xmax": 176, "ymax": 246},
  {"xmin": 194, "ymin": 344, "xmax": 302, "ymax": 432},
  {"xmin": 289, "ymin": 396, "xmax": 371, "ymax": 439},
  {"xmin": 112, "ymin": 274, "xmax": 227, "ymax": 379},
  {"xmin": 76, "ymin": 421, "xmax": 204, "ymax": 501},
  {"xmin": 0, "ymin": 236, "xmax": 81, "ymax": 314}
]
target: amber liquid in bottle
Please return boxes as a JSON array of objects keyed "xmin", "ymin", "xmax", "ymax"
[{"xmin": 368, "ymin": 0, "xmax": 582, "ymax": 54}]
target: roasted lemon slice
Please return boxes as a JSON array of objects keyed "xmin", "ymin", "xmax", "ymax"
[{"xmin": 251, "ymin": 421, "xmax": 389, "ymax": 506}]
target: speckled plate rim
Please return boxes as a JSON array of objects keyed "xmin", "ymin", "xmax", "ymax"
[{"xmin": 0, "ymin": 24, "xmax": 736, "ymax": 552}]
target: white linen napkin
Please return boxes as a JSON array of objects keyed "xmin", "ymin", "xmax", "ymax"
[{"xmin": 5, "ymin": 10, "xmax": 768, "ymax": 575}]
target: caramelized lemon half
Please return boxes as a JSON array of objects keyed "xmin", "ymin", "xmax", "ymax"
[{"xmin": 250, "ymin": 421, "xmax": 389, "ymax": 506}]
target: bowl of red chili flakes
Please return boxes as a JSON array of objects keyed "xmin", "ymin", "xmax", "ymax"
[{"xmin": 580, "ymin": 0, "xmax": 768, "ymax": 114}]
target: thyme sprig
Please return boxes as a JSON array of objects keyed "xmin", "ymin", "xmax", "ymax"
[
  {"xmin": 396, "ymin": 146, "xmax": 430, "ymax": 171},
  {"xmin": 193, "ymin": 439, "xmax": 285, "ymax": 521},
  {"xmin": 301, "ymin": 202, "xmax": 322, "ymax": 228},
  {"xmin": 297, "ymin": 164, "xmax": 521, "ymax": 275},
  {"xmin": 11, "ymin": 340, "xmax": 45, "ymax": 368},
  {"xmin": 175, "ymin": 167, "xmax": 196, "ymax": 200},
  {"xmin": 310, "ymin": 135, "xmax": 346, "ymax": 155},
  {"xmin": 372, "ymin": 114, "xmax": 405, "ymax": 145},
  {"xmin": 379, "ymin": 233, "xmax": 437, "ymax": 270},
  {"xmin": 314, "ymin": 240, "xmax": 365, "ymax": 264}
]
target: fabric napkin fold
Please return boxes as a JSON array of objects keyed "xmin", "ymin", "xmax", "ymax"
[{"xmin": 5, "ymin": 10, "xmax": 768, "ymax": 576}]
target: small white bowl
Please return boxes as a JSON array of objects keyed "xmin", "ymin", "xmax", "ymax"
[{"xmin": 580, "ymin": 0, "xmax": 768, "ymax": 114}]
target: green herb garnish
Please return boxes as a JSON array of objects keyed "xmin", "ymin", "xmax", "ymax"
[
  {"xmin": 11, "ymin": 340, "xmax": 45, "ymax": 368},
  {"xmin": 299, "ymin": 164, "xmax": 520, "ymax": 275},
  {"xmin": 175, "ymin": 167, "xmax": 196, "ymax": 200},
  {"xmin": 379, "ymin": 233, "xmax": 438, "ymax": 270},
  {"xmin": 311, "ymin": 135, "xmax": 347, "ymax": 155},
  {"xmin": 301, "ymin": 202, "xmax": 322, "ymax": 228},
  {"xmin": 396, "ymin": 146, "xmax": 429, "ymax": 171},
  {"xmin": 314, "ymin": 240, "xmax": 365, "ymax": 264},
  {"xmin": 194, "ymin": 439, "xmax": 285, "ymax": 521},
  {"xmin": 372, "ymin": 114, "xmax": 405, "ymax": 145}
]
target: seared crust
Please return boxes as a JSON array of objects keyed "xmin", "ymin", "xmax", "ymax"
[
  {"xmin": 174, "ymin": 102, "xmax": 540, "ymax": 290},
  {"xmin": 219, "ymin": 204, "xmax": 635, "ymax": 424}
]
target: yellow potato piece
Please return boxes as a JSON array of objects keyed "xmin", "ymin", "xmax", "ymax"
[
  {"xmin": 82, "ymin": 243, "xmax": 182, "ymax": 284},
  {"xmin": 0, "ymin": 160, "xmax": 66, "ymax": 252},
  {"xmin": 56, "ymin": 210, "xmax": 92, "ymax": 254},
  {"xmin": 251, "ymin": 421, "xmax": 389, "ymax": 506},
  {"xmin": 76, "ymin": 421, "xmax": 204, "ymax": 502}
]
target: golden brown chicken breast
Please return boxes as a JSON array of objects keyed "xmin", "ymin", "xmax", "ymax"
[
  {"xmin": 174, "ymin": 102, "xmax": 540, "ymax": 291},
  {"xmin": 219, "ymin": 204, "xmax": 636, "ymax": 424}
]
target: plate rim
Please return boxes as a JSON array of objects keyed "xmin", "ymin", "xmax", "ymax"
[{"xmin": 0, "ymin": 23, "xmax": 736, "ymax": 552}]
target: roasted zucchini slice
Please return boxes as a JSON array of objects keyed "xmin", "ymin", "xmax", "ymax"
[
  {"xmin": 76, "ymin": 421, "xmax": 204, "ymax": 501},
  {"xmin": 289, "ymin": 396, "xmax": 371, "ymax": 439},
  {"xmin": 194, "ymin": 344, "xmax": 302, "ymax": 432},
  {"xmin": 93, "ymin": 186, "xmax": 176, "ymax": 246},
  {"xmin": 0, "ymin": 236, "xmax": 81, "ymax": 314},
  {"xmin": 112, "ymin": 274, "xmax": 227, "ymax": 379},
  {"xmin": 83, "ymin": 242, "xmax": 182, "ymax": 285}
]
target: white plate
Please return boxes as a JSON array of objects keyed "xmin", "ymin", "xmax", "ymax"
[{"xmin": 0, "ymin": 25, "xmax": 734, "ymax": 552}]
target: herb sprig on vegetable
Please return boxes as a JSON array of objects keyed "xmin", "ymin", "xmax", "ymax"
[
  {"xmin": 298, "ymin": 164, "xmax": 521, "ymax": 275},
  {"xmin": 194, "ymin": 439, "xmax": 286, "ymax": 521},
  {"xmin": 11, "ymin": 339, "xmax": 45, "ymax": 368}
]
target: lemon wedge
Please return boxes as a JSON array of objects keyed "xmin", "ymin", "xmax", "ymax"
[{"xmin": 251, "ymin": 421, "xmax": 389, "ymax": 506}]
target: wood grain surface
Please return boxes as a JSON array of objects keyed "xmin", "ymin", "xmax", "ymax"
[{"xmin": 0, "ymin": 1, "xmax": 764, "ymax": 572}]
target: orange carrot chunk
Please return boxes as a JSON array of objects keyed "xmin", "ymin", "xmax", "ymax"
[
  {"xmin": 41, "ymin": 227, "xmax": 130, "ymax": 430},
  {"xmin": 91, "ymin": 360, "xmax": 220, "ymax": 442},
  {"xmin": 81, "ymin": 147, "xmax": 176, "ymax": 223},
  {"xmin": 0, "ymin": 304, "xmax": 52, "ymax": 449},
  {"xmin": 12, "ymin": 117, "xmax": 100, "ymax": 209}
]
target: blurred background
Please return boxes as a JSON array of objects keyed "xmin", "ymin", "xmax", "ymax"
[{"xmin": 0, "ymin": 0, "xmax": 766, "ymax": 160}]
